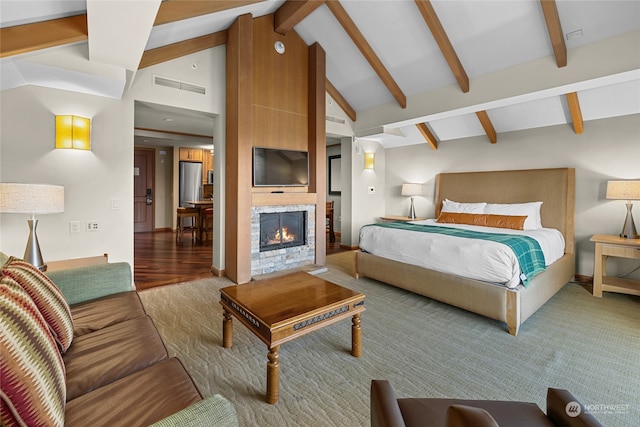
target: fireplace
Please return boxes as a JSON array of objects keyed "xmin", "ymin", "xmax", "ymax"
[
  {"xmin": 251, "ymin": 204, "xmax": 315, "ymax": 277},
  {"xmin": 260, "ymin": 211, "xmax": 306, "ymax": 252}
]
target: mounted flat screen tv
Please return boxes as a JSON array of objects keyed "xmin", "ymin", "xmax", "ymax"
[{"xmin": 253, "ymin": 147, "xmax": 309, "ymax": 187}]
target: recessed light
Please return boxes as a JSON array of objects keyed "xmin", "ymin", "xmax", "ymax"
[
  {"xmin": 164, "ymin": 118, "xmax": 174, "ymax": 122},
  {"xmin": 274, "ymin": 41, "xmax": 285, "ymax": 54}
]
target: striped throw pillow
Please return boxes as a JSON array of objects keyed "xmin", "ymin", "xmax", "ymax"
[
  {"xmin": 1, "ymin": 276, "xmax": 66, "ymax": 427},
  {"xmin": 1, "ymin": 257, "xmax": 74, "ymax": 353}
]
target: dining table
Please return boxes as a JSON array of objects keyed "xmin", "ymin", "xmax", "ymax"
[{"xmin": 187, "ymin": 200, "xmax": 213, "ymax": 242}]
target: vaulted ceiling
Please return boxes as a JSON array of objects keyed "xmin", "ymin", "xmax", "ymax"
[{"xmin": 1, "ymin": 0, "xmax": 638, "ymax": 148}]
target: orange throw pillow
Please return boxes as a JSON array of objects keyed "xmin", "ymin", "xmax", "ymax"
[{"xmin": 436, "ymin": 212, "xmax": 527, "ymax": 230}]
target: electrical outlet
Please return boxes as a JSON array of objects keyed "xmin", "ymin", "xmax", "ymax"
[
  {"xmin": 69, "ymin": 221, "xmax": 81, "ymax": 234},
  {"xmin": 87, "ymin": 221, "xmax": 99, "ymax": 232}
]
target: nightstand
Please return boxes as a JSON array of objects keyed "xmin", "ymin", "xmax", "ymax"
[
  {"xmin": 590, "ymin": 234, "xmax": 640, "ymax": 297},
  {"xmin": 380, "ymin": 216, "xmax": 426, "ymax": 223}
]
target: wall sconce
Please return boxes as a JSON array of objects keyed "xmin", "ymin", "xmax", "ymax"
[
  {"xmin": 364, "ymin": 152, "xmax": 375, "ymax": 170},
  {"xmin": 56, "ymin": 115, "xmax": 91, "ymax": 150},
  {"xmin": 606, "ymin": 180, "xmax": 640, "ymax": 238}
]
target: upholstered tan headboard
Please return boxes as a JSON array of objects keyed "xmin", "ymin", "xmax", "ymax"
[{"xmin": 435, "ymin": 168, "xmax": 575, "ymax": 253}]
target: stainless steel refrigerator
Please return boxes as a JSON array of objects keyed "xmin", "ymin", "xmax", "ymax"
[{"xmin": 179, "ymin": 161, "xmax": 203, "ymax": 227}]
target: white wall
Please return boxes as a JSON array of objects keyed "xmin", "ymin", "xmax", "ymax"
[
  {"xmin": 384, "ymin": 114, "xmax": 640, "ymax": 278},
  {"xmin": 0, "ymin": 47, "xmax": 226, "ymax": 268}
]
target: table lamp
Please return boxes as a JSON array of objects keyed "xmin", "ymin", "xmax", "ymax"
[
  {"xmin": 401, "ymin": 183, "xmax": 422, "ymax": 220},
  {"xmin": 0, "ymin": 183, "xmax": 65, "ymax": 270},
  {"xmin": 606, "ymin": 180, "xmax": 640, "ymax": 239}
]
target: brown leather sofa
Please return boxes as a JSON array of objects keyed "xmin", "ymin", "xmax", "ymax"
[
  {"xmin": 371, "ymin": 380, "xmax": 603, "ymax": 427},
  {"xmin": 48, "ymin": 262, "xmax": 238, "ymax": 426},
  {"xmin": 1, "ymin": 253, "xmax": 236, "ymax": 427}
]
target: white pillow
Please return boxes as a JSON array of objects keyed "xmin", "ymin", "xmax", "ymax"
[
  {"xmin": 484, "ymin": 201, "xmax": 543, "ymax": 230},
  {"xmin": 441, "ymin": 199, "xmax": 486, "ymax": 214}
]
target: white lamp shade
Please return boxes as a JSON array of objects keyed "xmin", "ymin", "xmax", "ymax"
[
  {"xmin": 606, "ymin": 180, "xmax": 640, "ymax": 200},
  {"xmin": 0, "ymin": 183, "xmax": 64, "ymax": 214},
  {"xmin": 401, "ymin": 183, "xmax": 422, "ymax": 197}
]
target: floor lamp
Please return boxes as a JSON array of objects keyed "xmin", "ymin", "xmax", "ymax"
[
  {"xmin": 606, "ymin": 180, "xmax": 640, "ymax": 239},
  {"xmin": 0, "ymin": 183, "xmax": 65, "ymax": 270}
]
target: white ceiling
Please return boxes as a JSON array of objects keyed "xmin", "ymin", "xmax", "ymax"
[{"xmin": 1, "ymin": 0, "xmax": 639, "ymax": 148}]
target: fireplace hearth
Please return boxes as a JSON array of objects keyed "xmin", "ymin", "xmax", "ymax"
[{"xmin": 260, "ymin": 211, "xmax": 306, "ymax": 252}]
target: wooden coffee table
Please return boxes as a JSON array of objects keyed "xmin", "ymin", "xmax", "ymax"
[{"xmin": 219, "ymin": 271, "xmax": 365, "ymax": 404}]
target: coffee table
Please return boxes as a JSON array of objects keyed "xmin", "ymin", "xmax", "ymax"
[{"xmin": 219, "ymin": 271, "xmax": 365, "ymax": 404}]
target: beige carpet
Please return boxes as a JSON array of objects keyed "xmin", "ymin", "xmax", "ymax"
[{"xmin": 139, "ymin": 252, "xmax": 639, "ymax": 426}]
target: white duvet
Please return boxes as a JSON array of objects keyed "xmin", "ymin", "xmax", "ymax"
[{"xmin": 358, "ymin": 219, "xmax": 565, "ymax": 288}]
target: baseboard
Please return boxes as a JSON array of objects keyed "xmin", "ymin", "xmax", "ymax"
[
  {"xmin": 340, "ymin": 244, "xmax": 359, "ymax": 250},
  {"xmin": 573, "ymin": 274, "xmax": 593, "ymax": 286}
]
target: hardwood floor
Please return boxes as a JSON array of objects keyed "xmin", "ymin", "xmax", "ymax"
[{"xmin": 134, "ymin": 231, "xmax": 348, "ymax": 290}]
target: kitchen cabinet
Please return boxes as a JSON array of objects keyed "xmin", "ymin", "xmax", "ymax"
[{"xmin": 179, "ymin": 147, "xmax": 203, "ymax": 162}]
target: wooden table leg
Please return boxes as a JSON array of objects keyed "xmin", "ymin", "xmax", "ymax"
[
  {"xmin": 351, "ymin": 313, "xmax": 362, "ymax": 357},
  {"xmin": 222, "ymin": 309, "xmax": 233, "ymax": 348},
  {"xmin": 593, "ymin": 242, "xmax": 604, "ymax": 297},
  {"xmin": 266, "ymin": 346, "xmax": 280, "ymax": 404}
]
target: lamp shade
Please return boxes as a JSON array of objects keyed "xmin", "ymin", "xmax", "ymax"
[
  {"xmin": 401, "ymin": 183, "xmax": 422, "ymax": 197},
  {"xmin": 606, "ymin": 180, "xmax": 640, "ymax": 200},
  {"xmin": 0, "ymin": 183, "xmax": 64, "ymax": 214}
]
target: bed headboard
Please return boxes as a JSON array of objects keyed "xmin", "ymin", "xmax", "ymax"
[{"xmin": 435, "ymin": 168, "xmax": 575, "ymax": 253}]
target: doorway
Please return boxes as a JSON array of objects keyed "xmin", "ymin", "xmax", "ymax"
[
  {"xmin": 134, "ymin": 148, "xmax": 154, "ymax": 233},
  {"xmin": 133, "ymin": 101, "xmax": 215, "ymax": 289}
]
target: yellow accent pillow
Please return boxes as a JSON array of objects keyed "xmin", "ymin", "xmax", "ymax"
[{"xmin": 436, "ymin": 212, "xmax": 527, "ymax": 230}]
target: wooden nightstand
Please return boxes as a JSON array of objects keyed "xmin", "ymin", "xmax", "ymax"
[
  {"xmin": 590, "ymin": 234, "xmax": 640, "ymax": 297},
  {"xmin": 380, "ymin": 216, "xmax": 426, "ymax": 223}
]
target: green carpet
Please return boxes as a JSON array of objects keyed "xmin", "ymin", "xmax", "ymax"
[{"xmin": 138, "ymin": 253, "xmax": 639, "ymax": 426}]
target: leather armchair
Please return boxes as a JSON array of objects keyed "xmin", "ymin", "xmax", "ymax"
[{"xmin": 371, "ymin": 380, "xmax": 603, "ymax": 427}]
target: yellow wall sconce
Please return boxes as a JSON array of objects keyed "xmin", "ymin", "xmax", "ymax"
[
  {"xmin": 55, "ymin": 115, "xmax": 91, "ymax": 150},
  {"xmin": 364, "ymin": 152, "xmax": 375, "ymax": 170}
]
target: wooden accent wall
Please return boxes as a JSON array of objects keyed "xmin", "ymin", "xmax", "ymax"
[
  {"xmin": 226, "ymin": 14, "xmax": 254, "ymax": 284},
  {"xmin": 226, "ymin": 13, "xmax": 326, "ymax": 284},
  {"xmin": 309, "ymin": 42, "xmax": 327, "ymax": 267},
  {"xmin": 252, "ymin": 15, "xmax": 308, "ymax": 151}
]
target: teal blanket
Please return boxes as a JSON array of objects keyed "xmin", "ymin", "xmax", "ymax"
[{"xmin": 366, "ymin": 222, "xmax": 546, "ymax": 286}]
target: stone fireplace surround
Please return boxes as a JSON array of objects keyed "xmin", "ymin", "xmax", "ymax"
[{"xmin": 251, "ymin": 204, "xmax": 316, "ymax": 277}]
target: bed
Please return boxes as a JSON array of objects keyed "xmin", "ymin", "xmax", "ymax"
[{"xmin": 355, "ymin": 168, "xmax": 575, "ymax": 336}]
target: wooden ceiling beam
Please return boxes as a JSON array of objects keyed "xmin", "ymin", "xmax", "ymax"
[
  {"xmin": 414, "ymin": 0, "xmax": 469, "ymax": 93},
  {"xmin": 275, "ymin": 0, "xmax": 325, "ymax": 35},
  {"xmin": 139, "ymin": 30, "xmax": 228, "ymax": 69},
  {"xmin": 565, "ymin": 92, "xmax": 583, "ymax": 134},
  {"xmin": 154, "ymin": 0, "xmax": 264, "ymax": 25},
  {"xmin": 0, "ymin": 1, "xmax": 260, "ymax": 59},
  {"xmin": 540, "ymin": 0, "xmax": 567, "ymax": 68},
  {"xmin": 475, "ymin": 111, "xmax": 497, "ymax": 143},
  {"xmin": 416, "ymin": 123, "xmax": 438, "ymax": 150},
  {"xmin": 326, "ymin": 79, "xmax": 357, "ymax": 122},
  {"xmin": 0, "ymin": 15, "xmax": 88, "ymax": 58},
  {"xmin": 326, "ymin": 0, "xmax": 407, "ymax": 108}
]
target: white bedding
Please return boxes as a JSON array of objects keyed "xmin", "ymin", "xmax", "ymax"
[{"xmin": 358, "ymin": 219, "xmax": 565, "ymax": 288}]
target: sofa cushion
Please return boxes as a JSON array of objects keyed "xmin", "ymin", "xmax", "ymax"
[
  {"xmin": 0, "ymin": 276, "xmax": 66, "ymax": 427},
  {"xmin": 70, "ymin": 290, "xmax": 146, "ymax": 336},
  {"xmin": 446, "ymin": 404, "xmax": 499, "ymax": 427},
  {"xmin": 398, "ymin": 398, "xmax": 555, "ymax": 427},
  {"xmin": 1, "ymin": 257, "xmax": 74, "ymax": 353},
  {"xmin": 64, "ymin": 315, "xmax": 168, "ymax": 401},
  {"xmin": 65, "ymin": 358, "xmax": 203, "ymax": 427}
]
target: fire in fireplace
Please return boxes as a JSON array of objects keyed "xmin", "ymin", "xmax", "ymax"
[{"xmin": 260, "ymin": 211, "xmax": 306, "ymax": 252}]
